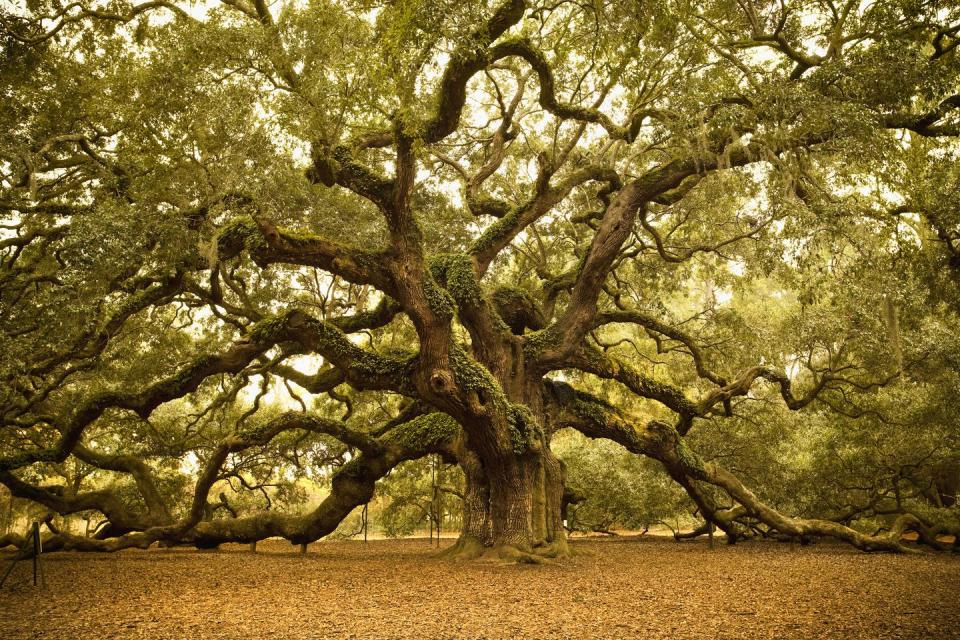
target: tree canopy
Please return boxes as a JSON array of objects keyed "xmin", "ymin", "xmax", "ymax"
[{"xmin": 1, "ymin": 0, "xmax": 959, "ymax": 559}]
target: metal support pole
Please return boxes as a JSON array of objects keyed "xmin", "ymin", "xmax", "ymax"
[
  {"xmin": 435, "ymin": 456, "xmax": 441, "ymax": 548},
  {"xmin": 33, "ymin": 522, "xmax": 45, "ymax": 588},
  {"xmin": 1, "ymin": 522, "xmax": 46, "ymax": 590},
  {"xmin": 362, "ymin": 503, "xmax": 368, "ymax": 544},
  {"xmin": 429, "ymin": 457, "xmax": 436, "ymax": 545},
  {"xmin": 431, "ymin": 455, "xmax": 440, "ymax": 547}
]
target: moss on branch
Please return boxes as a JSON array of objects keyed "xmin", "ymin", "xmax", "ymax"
[
  {"xmin": 383, "ymin": 412, "xmax": 460, "ymax": 452},
  {"xmin": 429, "ymin": 253, "xmax": 483, "ymax": 308}
]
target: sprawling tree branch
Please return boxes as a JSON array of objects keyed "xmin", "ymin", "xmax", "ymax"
[
  {"xmin": 546, "ymin": 381, "xmax": 921, "ymax": 552},
  {"xmin": 217, "ymin": 217, "xmax": 396, "ymax": 295},
  {"xmin": 8, "ymin": 411, "xmax": 461, "ymax": 552}
]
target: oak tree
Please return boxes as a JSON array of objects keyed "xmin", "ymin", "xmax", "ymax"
[{"xmin": 2, "ymin": 0, "xmax": 959, "ymax": 559}]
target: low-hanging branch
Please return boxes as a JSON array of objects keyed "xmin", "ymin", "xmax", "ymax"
[
  {"xmin": 0, "ymin": 308, "xmax": 419, "ymax": 474},
  {"xmin": 2, "ymin": 410, "xmax": 462, "ymax": 553},
  {"xmin": 545, "ymin": 380, "xmax": 923, "ymax": 552}
]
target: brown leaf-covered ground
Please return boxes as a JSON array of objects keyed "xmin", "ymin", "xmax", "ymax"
[{"xmin": 1, "ymin": 536, "xmax": 958, "ymax": 639}]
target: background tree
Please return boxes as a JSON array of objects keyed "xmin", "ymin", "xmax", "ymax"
[{"xmin": 1, "ymin": 0, "xmax": 959, "ymax": 560}]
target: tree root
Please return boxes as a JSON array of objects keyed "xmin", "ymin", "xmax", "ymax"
[
  {"xmin": 496, "ymin": 544, "xmax": 552, "ymax": 564},
  {"xmin": 436, "ymin": 536, "xmax": 486, "ymax": 561},
  {"xmin": 438, "ymin": 536, "xmax": 571, "ymax": 563},
  {"xmin": 531, "ymin": 538, "xmax": 570, "ymax": 559}
]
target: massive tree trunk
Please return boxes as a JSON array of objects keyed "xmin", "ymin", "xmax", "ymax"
[
  {"xmin": 443, "ymin": 365, "xmax": 569, "ymax": 561},
  {"xmin": 446, "ymin": 438, "xmax": 568, "ymax": 561}
]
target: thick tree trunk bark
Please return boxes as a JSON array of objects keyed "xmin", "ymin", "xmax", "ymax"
[
  {"xmin": 442, "ymin": 448, "xmax": 492, "ymax": 557},
  {"xmin": 487, "ymin": 458, "xmax": 533, "ymax": 549},
  {"xmin": 446, "ymin": 400, "xmax": 569, "ymax": 561}
]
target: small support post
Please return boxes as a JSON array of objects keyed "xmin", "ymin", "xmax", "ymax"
[
  {"xmin": 32, "ymin": 522, "xmax": 45, "ymax": 587},
  {"xmin": 428, "ymin": 458, "xmax": 434, "ymax": 545},
  {"xmin": 436, "ymin": 456, "xmax": 443, "ymax": 547},
  {"xmin": 431, "ymin": 454, "xmax": 440, "ymax": 547},
  {"xmin": 299, "ymin": 542, "xmax": 307, "ymax": 555},
  {"xmin": 249, "ymin": 541, "xmax": 257, "ymax": 553},
  {"xmin": 1, "ymin": 521, "xmax": 45, "ymax": 590},
  {"xmin": 362, "ymin": 503, "xmax": 368, "ymax": 544},
  {"xmin": 708, "ymin": 520, "xmax": 715, "ymax": 550}
]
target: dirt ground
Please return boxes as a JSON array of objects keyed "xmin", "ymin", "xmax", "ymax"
[{"xmin": 1, "ymin": 536, "xmax": 958, "ymax": 639}]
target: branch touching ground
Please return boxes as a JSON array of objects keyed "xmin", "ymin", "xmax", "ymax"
[
  {"xmin": 2, "ymin": 413, "xmax": 462, "ymax": 553},
  {"xmin": 546, "ymin": 380, "xmax": 924, "ymax": 553}
]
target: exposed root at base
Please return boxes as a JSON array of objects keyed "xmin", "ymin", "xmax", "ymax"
[
  {"xmin": 438, "ymin": 537, "xmax": 572, "ymax": 564},
  {"xmin": 436, "ymin": 536, "xmax": 486, "ymax": 561},
  {"xmin": 531, "ymin": 539, "xmax": 571, "ymax": 559},
  {"xmin": 496, "ymin": 545, "xmax": 554, "ymax": 564}
]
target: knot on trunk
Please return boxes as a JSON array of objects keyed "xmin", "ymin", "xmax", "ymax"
[{"xmin": 429, "ymin": 368, "xmax": 456, "ymax": 394}]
